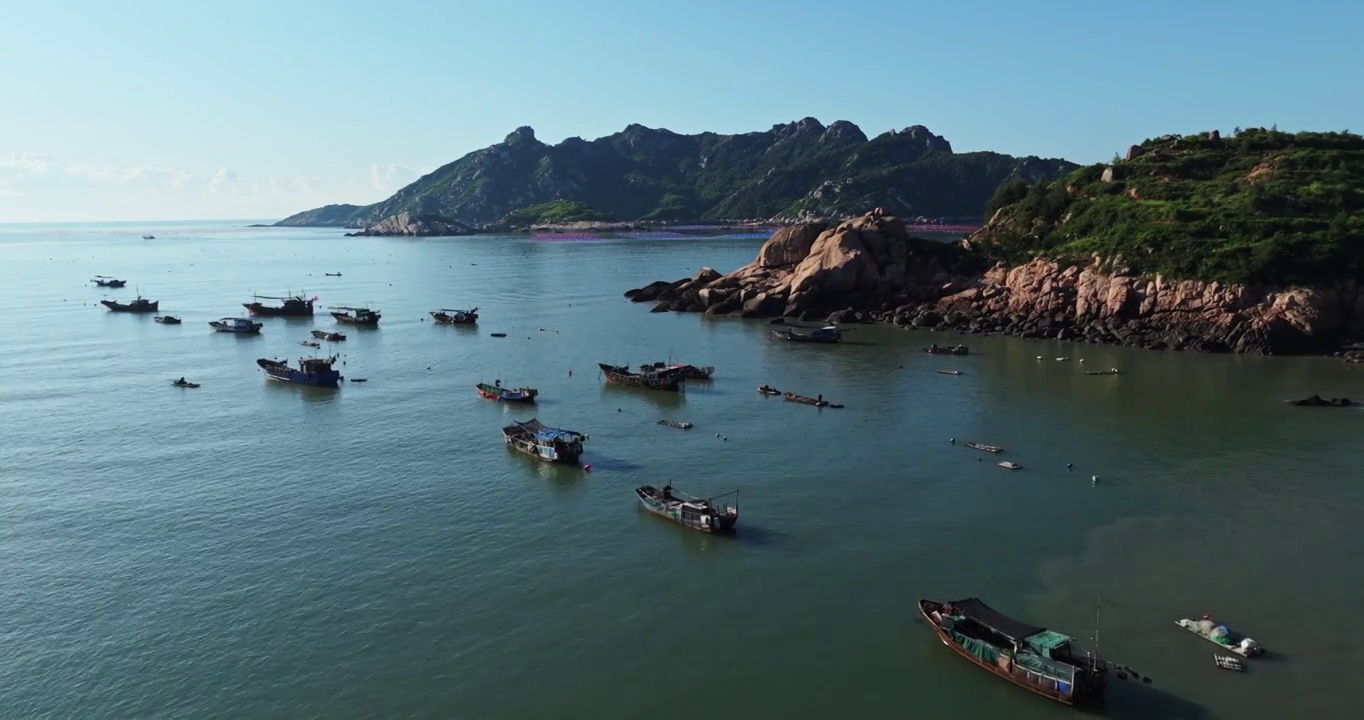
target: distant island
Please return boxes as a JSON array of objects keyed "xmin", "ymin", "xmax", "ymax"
[
  {"xmin": 276, "ymin": 118, "xmax": 1077, "ymax": 235},
  {"xmin": 627, "ymin": 128, "xmax": 1364, "ymax": 356}
]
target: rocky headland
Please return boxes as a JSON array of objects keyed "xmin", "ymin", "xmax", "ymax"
[{"xmin": 343, "ymin": 212, "xmax": 474, "ymax": 237}]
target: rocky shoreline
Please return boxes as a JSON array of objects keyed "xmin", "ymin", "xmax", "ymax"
[{"xmin": 625, "ymin": 211, "xmax": 1364, "ymax": 356}]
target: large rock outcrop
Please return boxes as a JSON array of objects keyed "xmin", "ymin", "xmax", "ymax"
[
  {"xmin": 625, "ymin": 212, "xmax": 1362, "ymax": 355},
  {"xmin": 346, "ymin": 212, "xmax": 473, "ymax": 237}
]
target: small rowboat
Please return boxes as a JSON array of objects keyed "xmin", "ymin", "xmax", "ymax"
[
  {"xmin": 658, "ymin": 419, "xmax": 693, "ymax": 430},
  {"xmin": 1176, "ymin": 618, "xmax": 1264, "ymax": 657},
  {"xmin": 171, "ymin": 379, "xmax": 200, "ymax": 388},
  {"xmin": 965, "ymin": 442, "xmax": 1004, "ymax": 453},
  {"xmin": 757, "ymin": 385, "xmax": 780, "ymax": 395},
  {"xmin": 311, "ymin": 330, "xmax": 346, "ymax": 342},
  {"xmin": 154, "ymin": 315, "xmax": 181, "ymax": 325},
  {"xmin": 937, "ymin": 370, "xmax": 962, "ymax": 376},
  {"xmin": 998, "ymin": 461, "xmax": 1022, "ymax": 470}
]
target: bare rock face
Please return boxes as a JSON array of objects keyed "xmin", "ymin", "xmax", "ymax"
[
  {"xmin": 348, "ymin": 212, "xmax": 474, "ymax": 237},
  {"xmin": 624, "ymin": 211, "xmax": 1361, "ymax": 355}
]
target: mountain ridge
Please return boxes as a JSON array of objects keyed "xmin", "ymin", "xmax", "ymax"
[{"xmin": 276, "ymin": 118, "xmax": 1078, "ymax": 230}]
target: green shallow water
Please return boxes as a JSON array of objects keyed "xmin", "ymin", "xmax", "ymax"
[{"xmin": 2, "ymin": 222, "xmax": 1361, "ymax": 719}]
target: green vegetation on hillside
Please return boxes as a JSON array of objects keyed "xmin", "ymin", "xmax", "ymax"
[
  {"xmin": 975, "ymin": 128, "xmax": 1364, "ymax": 285},
  {"xmin": 276, "ymin": 120, "xmax": 1077, "ymax": 228},
  {"xmin": 501, "ymin": 200, "xmax": 613, "ymax": 226}
]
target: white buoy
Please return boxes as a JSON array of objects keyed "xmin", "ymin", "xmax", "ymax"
[{"xmin": 1092, "ymin": 475, "xmax": 1100, "ymax": 486}]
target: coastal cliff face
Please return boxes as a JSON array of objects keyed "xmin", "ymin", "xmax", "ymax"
[
  {"xmin": 344, "ymin": 212, "xmax": 473, "ymax": 237},
  {"xmin": 626, "ymin": 212, "xmax": 1362, "ymax": 355},
  {"xmin": 276, "ymin": 119, "xmax": 1077, "ymax": 228}
]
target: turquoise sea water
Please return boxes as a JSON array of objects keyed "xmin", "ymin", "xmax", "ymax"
[{"xmin": 2, "ymin": 221, "xmax": 1361, "ymax": 719}]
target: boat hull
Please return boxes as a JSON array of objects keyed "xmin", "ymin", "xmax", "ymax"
[
  {"xmin": 244, "ymin": 302, "xmax": 313, "ymax": 317},
  {"xmin": 918, "ymin": 600, "xmax": 1098, "ymax": 707},
  {"xmin": 101, "ymin": 300, "xmax": 158, "ymax": 312},
  {"xmin": 476, "ymin": 384, "xmax": 537, "ymax": 403},
  {"xmin": 635, "ymin": 487, "xmax": 737, "ymax": 534},
  {"xmin": 770, "ymin": 330, "xmax": 840, "ymax": 343},
  {"xmin": 256, "ymin": 359, "xmax": 341, "ymax": 388},
  {"xmin": 331, "ymin": 312, "xmax": 380, "ymax": 326},
  {"xmin": 210, "ymin": 321, "xmax": 262, "ymax": 334},
  {"xmin": 431, "ymin": 311, "xmax": 478, "ymax": 325},
  {"xmin": 598, "ymin": 363, "xmax": 684, "ymax": 391}
]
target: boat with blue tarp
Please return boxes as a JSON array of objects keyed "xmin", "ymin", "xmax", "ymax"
[
  {"xmin": 919, "ymin": 598, "xmax": 1110, "ymax": 706},
  {"xmin": 501, "ymin": 418, "xmax": 586, "ymax": 464},
  {"xmin": 256, "ymin": 355, "xmax": 342, "ymax": 388}
]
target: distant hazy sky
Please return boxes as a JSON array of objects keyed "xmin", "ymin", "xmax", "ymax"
[{"xmin": 2, "ymin": 0, "xmax": 1361, "ymax": 222}]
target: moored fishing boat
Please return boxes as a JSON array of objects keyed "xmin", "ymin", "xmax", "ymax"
[
  {"xmin": 476, "ymin": 380, "xmax": 538, "ymax": 403},
  {"xmin": 924, "ymin": 344, "xmax": 970, "ymax": 355},
  {"xmin": 598, "ymin": 363, "xmax": 685, "ymax": 391},
  {"xmin": 244, "ymin": 293, "xmax": 316, "ymax": 317},
  {"xmin": 919, "ymin": 598, "xmax": 1109, "ymax": 706},
  {"xmin": 101, "ymin": 296, "xmax": 158, "ymax": 312},
  {"xmin": 635, "ymin": 484, "xmax": 738, "ymax": 534},
  {"xmin": 256, "ymin": 355, "xmax": 342, "ymax": 388},
  {"xmin": 783, "ymin": 391, "xmax": 842, "ymax": 408},
  {"xmin": 154, "ymin": 315, "xmax": 181, "ymax": 324},
  {"xmin": 641, "ymin": 361, "xmax": 713, "ymax": 379},
  {"xmin": 171, "ymin": 377, "xmax": 199, "ymax": 388},
  {"xmin": 937, "ymin": 369, "xmax": 962, "ymax": 376},
  {"xmin": 1085, "ymin": 368, "xmax": 1120, "ymax": 376},
  {"xmin": 311, "ymin": 330, "xmax": 346, "ymax": 341},
  {"xmin": 1175, "ymin": 616, "xmax": 1264, "ymax": 657},
  {"xmin": 770, "ymin": 325, "xmax": 843, "ymax": 343},
  {"xmin": 501, "ymin": 418, "xmax": 586, "ymax": 464},
  {"xmin": 657, "ymin": 419, "xmax": 693, "ymax": 429},
  {"xmin": 965, "ymin": 442, "xmax": 1004, "ymax": 453},
  {"xmin": 91, "ymin": 275, "xmax": 126, "ymax": 288},
  {"xmin": 757, "ymin": 385, "xmax": 781, "ymax": 395},
  {"xmin": 209, "ymin": 317, "xmax": 263, "ymax": 334},
  {"xmin": 329, "ymin": 306, "xmax": 381, "ymax": 325},
  {"xmin": 430, "ymin": 307, "xmax": 479, "ymax": 324}
]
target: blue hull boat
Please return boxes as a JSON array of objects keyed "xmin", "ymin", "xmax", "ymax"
[{"xmin": 256, "ymin": 356, "xmax": 342, "ymax": 388}]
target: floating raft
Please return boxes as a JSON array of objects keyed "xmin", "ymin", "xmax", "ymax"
[
  {"xmin": 783, "ymin": 392, "xmax": 843, "ymax": 408},
  {"xmin": 1214, "ymin": 655, "xmax": 1244, "ymax": 672},
  {"xmin": 658, "ymin": 419, "xmax": 693, "ymax": 430},
  {"xmin": 965, "ymin": 442, "xmax": 1004, "ymax": 453}
]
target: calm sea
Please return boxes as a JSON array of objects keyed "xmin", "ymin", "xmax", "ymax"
[{"xmin": 1, "ymin": 221, "xmax": 1361, "ymax": 719}]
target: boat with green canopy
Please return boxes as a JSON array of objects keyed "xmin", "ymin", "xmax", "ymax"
[{"xmin": 918, "ymin": 598, "xmax": 1110, "ymax": 706}]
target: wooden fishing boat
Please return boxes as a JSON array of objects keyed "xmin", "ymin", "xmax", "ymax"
[
  {"xmin": 101, "ymin": 296, "xmax": 158, "ymax": 312},
  {"xmin": 430, "ymin": 307, "xmax": 479, "ymax": 325},
  {"xmin": 937, "ymin": 370, "xmax": 962, "ymax": 376},
  {"xmin": 1175, "ymin": 617, "xmax": 1263, "ymax": 657},
  {"xmin": 154, "ymin": 315, "xmax": 181, "ymax": 325},
  {"xmin": 325, "ymin": 272, "xmax": 342, "ymax": 277},
  {"xmin": 757, "ymin": 385, "xmax": 781, "ymax": 395},
  {"xmin": 657, "ymin": 419, "xmax": 693, "ymax": 430},
  {"xmin": 171, "ymin": 378, "xmax": 199, "ymax": 388},
  {"xmin": 1084, "ymin": 369, "xmax": 1120, "ymax": 376},
  {"xmin": 598, "ymin": 363, "xmax": 685, "ymax": 391},
  {"xmin": 998, "ymin": 461, "xmax": 1022, "ymax": 470},
  {"xmin": 311, "ymin": 330, "xmax": 346, "ymax": 342},
  {"xmin": 209, "ymin": 317, "xmax": 263, "ymax": 334},
  {"xmin": 783, "ymin": 391, "xmax": 842, "ymax": 408},
  {"xmin": 256, "ymin": 356, "xmax": 342, "ymax": 388},
  {"xmin": 965, "ymin": 442, "xmax": 1004, "ymax": 453},
  {"xmin": 477, "ymin": 381, "xmax": 538, "ymax": 403},
  {"xmin": 502, "ymin": 418, "xmax": 586, "ymax": 464},
  {"xmin": 641, "ymin": 361, "xmax": 713, "ymax": 380},
  {"xmin": 923, "ymin": 344, "xmax": 970, "ymax": 356},
  {"xmin": 490, "ymin": 332, "xmax": 507, "ymax": 338},
  {"xmin": 244, "ymin": 293, "xmax": 316, "ymax": 317},
  {"xmin": 329, "ymin": 306, "xmax": 381, "ymax": 325},
  {"xmin": 300, "ymin": 340, "xmax": 321, "ymax": 348},
  {"xmin": 919, "ymin": 598, "xmax": 1110, "ymax": 706},
  {"xmin": 141, "ymin": 234, "xmax": 155, "ymax": 240},
  {"xmin": 770, "ymin": 325, "xmax": 843, "ymax": 343},
  {"xmin": 635, "ymin": 484, "xmax": 737, "ymax": 534},
  {"xmin": 91, "ymin": 275, "xmax": 126, "ymax": 288}
]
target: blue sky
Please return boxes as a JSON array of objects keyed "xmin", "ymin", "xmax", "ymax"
[{"xmin": 2, "ymin": 0, "xmax": 1361, "ymax": 222}]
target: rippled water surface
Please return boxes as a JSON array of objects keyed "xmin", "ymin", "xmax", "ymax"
[{"xmin": 2, "ymin": 222, "xmax": 1361, "ymax": 719}]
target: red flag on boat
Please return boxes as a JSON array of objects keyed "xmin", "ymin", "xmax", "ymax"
[{"xmin": 311, "ymin": 296, "xmax": 319, "ymax": 302}]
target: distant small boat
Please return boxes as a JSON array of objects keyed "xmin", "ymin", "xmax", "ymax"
[
  {"xmin": 757, "ymin": 385, "xmax": 781, "ymax": 395},
  {"xmin": 490, "ymin": 332, "xmax": 507, "ymax": 338},
  {"xmin": 91, "ymin": 275, "xmax": 126, "ymax": 288},
  {"xmin": 329, "ymin": 305, "xmax": 380, "ymax": 325},
  {"xmin": 1176, "ymin": 617, "xmax": 1264, "ymax": 657},
  {"xmin": 635, "ymin": 483, "xmax": 738, "ymax": 534},
  {"xmin": 965, "ymin": 442, "xmax": 1004, "ymax": 453},
  {"xmin": 1084, "ymin": 369, "xmax": 1120, "ymax": 376},
  {"xmin": 599, "ymin": 363, "xmax": 686, "ymax": 392},
  {"xmin": 998, "ymin": 461, "xmax": 1022, "ymax": 470},
  {"xmin": 300, "ymin": 340, "xmax": 321, "ymax": 348},
  {"xmin": 937, "ymin": 370, "xmax": 962, "ymax": 376},
  {"xmin": 657, "ymin": 419, "xmax": 693, "ymax": 430},
  {"xmin": 244, "ymin": 293, "xmax": 316, "ymax": 317},
  {"xmin": 171, "ymin": 378, "xmax": 199, "ymax": 388},
  {"xmin": 141, "ymin": 234, "xmax": 155, "ymax": 240},
  {"xmin": 476, "ymin": 381, "xmax": 538, "ymax": 403},
  {"xmin": 325, "ymin": 272, "xmax": 343, "ymax": 277},
  {"xmin": 771, "ymin": 325, "xmax": 843, "ymax": 344},
  {"xmin": 209, "ymin": 317, "xmax": 263, "ymax": 334},
  {"xmin": 641, "ymin": 361, "xmax": 713, "ymax": 380},
  {"xmin": 257, "ymin": 355, "xmax": 342, "ymax": 388},
  {"xmin": 923, "ymin": 344, "xmax": 969, "ymax": 356},
  {"xmin": 102, "ymin": 296, "xmax": 158, "ymax": 312},
  {"xmin": 154, "ymin": 315, "xmax": 181, "ymax": 325},
  {"xmin": 430, "ymin": 307, "xmax": 479, "ymax": 325},
  {"xmin": 783, "ymin": 391, "xmax": 842, "ymax": 408},
  {"xmin": 311, "ymin": 330, "xmax": 346, "ymax": 342}
]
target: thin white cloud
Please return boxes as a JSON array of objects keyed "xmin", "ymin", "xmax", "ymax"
[{"xmin": 0, "ymin": 154, "xmax": 419, "ymax": 221}]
